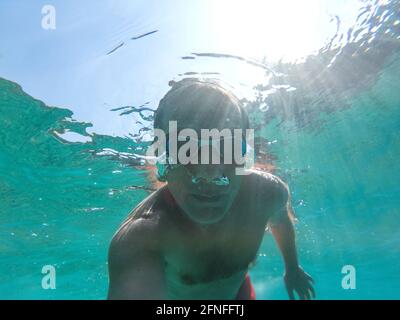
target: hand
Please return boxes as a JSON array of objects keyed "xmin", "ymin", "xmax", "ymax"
[{"xmin": 284, "ymin": 266, "xmax": 315, "ymax": 300}]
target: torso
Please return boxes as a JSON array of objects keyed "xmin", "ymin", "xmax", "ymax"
[{"xmin": 152, "ymin": 171, "xmax": 282, "ymax": 299}]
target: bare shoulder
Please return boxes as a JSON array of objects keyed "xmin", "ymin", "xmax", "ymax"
[
  {"xmin": 243, "ymin": 169, "xmax": 289, "ymax": 209},
  {"xmin": 109, "ymin": 215, "xmax": 159, "ymax": 259},
  {"xmin": 109, "ymin": 188, "xmax": 165, "ymax": 265},
  {"xmin": 107, "ymin": 188, "xmax": 167, "ymax": 299}
]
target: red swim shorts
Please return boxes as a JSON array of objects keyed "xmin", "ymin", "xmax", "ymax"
[{"xmin": 235, "ymin": 273, "xmax": 256, "ymax": 300}]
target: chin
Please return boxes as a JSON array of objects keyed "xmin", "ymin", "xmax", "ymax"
[{"xmin": 184, "ymin": 205, "xmax": 230, "ymax": 225}]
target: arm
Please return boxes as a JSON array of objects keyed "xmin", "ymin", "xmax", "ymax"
[
  {"xmin": 269, "ymin": 213, "xmax": 299, "ymax": 272},
  {"xmin": 107, "ymin": 219, "xmax": 166, "ymax": 300},
  {"xmin": 268, "ymin": 182, "xmax": 315, "ymax": 300}
]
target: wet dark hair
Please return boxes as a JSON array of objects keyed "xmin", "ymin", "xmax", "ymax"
[{"xmin": 154, "ymin": 78, "xmax": 250, "ymax": 131}]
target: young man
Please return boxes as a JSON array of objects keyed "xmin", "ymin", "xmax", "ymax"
[{"xmin": 107, "ymin": 79, "xmax": 315, "ymax": 300}]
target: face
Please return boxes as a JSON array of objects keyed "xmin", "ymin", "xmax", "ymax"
[
  {"xmin": 164, "ymin": 105, "xmax": 245, "ymax": 225},
  {"xmin": 166, "ymin": 163, "xmax": 243, "ymax": 225}
]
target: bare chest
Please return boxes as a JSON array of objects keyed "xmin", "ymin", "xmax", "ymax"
[{"xmin": 162, "ymin": 206, "xmax": 267, "ymax": 287}]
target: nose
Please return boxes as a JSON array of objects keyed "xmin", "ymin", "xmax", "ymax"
[{"xmin": 190, "ymin": 163, "xmax": 225, "ymax": 182}]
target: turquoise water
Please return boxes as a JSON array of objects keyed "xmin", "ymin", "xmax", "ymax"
[{"xmin": 1, "ymin": 0, "xmax": 400, "ymax": 299}]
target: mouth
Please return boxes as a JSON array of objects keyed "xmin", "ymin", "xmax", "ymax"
[{"xmin": 190, "ymin": 193, "xmax": 226, "ymax": 203}]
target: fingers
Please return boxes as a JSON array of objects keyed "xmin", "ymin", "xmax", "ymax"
[
  {"xmin": 287, "ymin": 288, "xmax": 295, "ymax": 300},
  {"xmin": 286, "ymin": 270, "xmax": 316, "ymax": 300},
  {"xmin": 296, "ymin": 282, "xmax": 315, "ymax": 300},
  {"xmin": 297, "ymin": 289, "xmax": 310, "ymax": 300},
  {"xmin": 290, "ymin": 287, "xmax": 315, "ymax": 300},
  {"xmin": 302, "ymin": 284, "xmax": 316, "ymax": 300},
  {"xmin": 309, "ymin": 285, "xmax": 316, "ymax": 299},
  {"xmin": 305, "ymin": 276, "xmax": 316, "ymax": 299}
]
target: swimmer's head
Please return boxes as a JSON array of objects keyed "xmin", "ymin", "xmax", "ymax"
[{"xmin": 154, "ymin": 78, "xmax": 250, "ymax": 225}]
